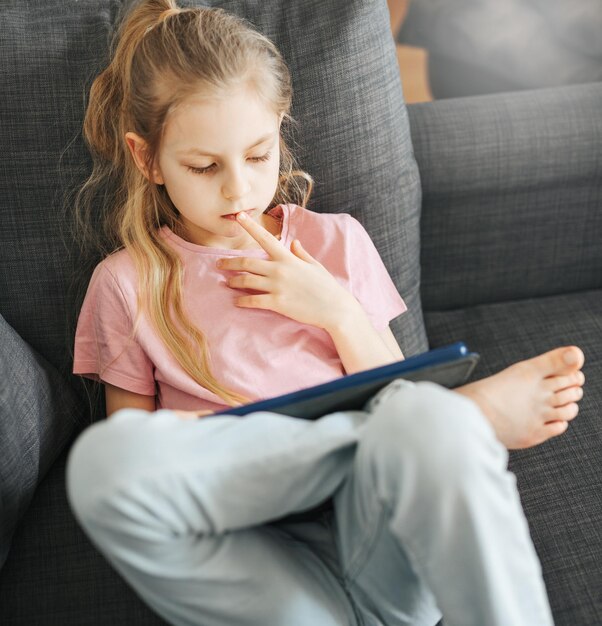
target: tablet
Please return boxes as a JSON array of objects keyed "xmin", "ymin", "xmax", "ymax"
[{"xmin": 214, "ymin": 342, "xmax": 480, "ymax": 420}]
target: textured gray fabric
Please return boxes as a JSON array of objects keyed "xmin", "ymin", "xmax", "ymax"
[
  {"xmin": 0, "ymin": 450, "xmax": 168, "ymax": 625},
  {"xmin": 424, "ymin": 289, "xmax": 602, "ymax": 626},
  {"xmin": 408, "ymin": 82, "xmax": 602, "ymax": 312},
  {"xmin": 1, "ymin": 0, "xmax": 599, "ymax": 623},
  {"xmin": 0, "ymin": 2, "xmax": 118, "ymax": 382},
  {"xmin": 0, "ymin": 316, "xmax": 84, "ymax": 571}
]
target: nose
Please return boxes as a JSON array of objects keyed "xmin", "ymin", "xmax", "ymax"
[{"xmin": 222, "ymin": 164, "xmax": 251, "ymax": 201}]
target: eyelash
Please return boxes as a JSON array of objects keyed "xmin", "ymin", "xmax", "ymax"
[{"xmin": 187, "ymin": 152, "xmax": 272, "ymax": 175}]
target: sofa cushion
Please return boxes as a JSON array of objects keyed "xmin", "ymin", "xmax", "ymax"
[
  {"xmin": 0, "ymin": 2, "xmax": 109, "ymax": 381},
  {"xmin": 408, "ymin": 83, "xmax": 602, "ymax": 312},
  {"xmin": 0, "ymin": 448, "xmax": 168, "ymax": 625},
  {"xmin": 424, "ymin": 289, "xmax": 602, "ymax": 625},
  {"xmin": 0, "ymin": 315, "xmax": 85, "ymax": 571}
]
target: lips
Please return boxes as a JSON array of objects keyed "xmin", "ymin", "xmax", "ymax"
[{"xmin": 221, "ymin": 209, "xmax": 254, "ymax": 219}]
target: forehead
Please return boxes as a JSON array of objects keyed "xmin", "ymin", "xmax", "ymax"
[{"xmin": 162, "ymin": 86, "xmax": 280, "ymax": 155}]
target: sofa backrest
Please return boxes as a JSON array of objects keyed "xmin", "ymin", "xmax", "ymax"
[{"xmin": 409, "ymin": 83, "xmax": 602, "ymax": 311}]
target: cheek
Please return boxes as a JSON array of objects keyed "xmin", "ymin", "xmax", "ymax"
[
  {"xmin": 162, "ymin": 170, "xmax": 206, "ymax": 212},
  {"xmin": 257, "ymin": 167, "xmax": 279, "ymax": 200},
  {"xmin": 266, "ymin": 154, "xmax": 281, "ymax": 186},
  {"xmin": 164, "ymin": 161, "xmax": 206, "ymax": 189}
]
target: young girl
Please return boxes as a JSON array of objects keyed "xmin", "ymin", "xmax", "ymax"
[{"xmin": 66, "ymin": 2, "xmax": 585, "ymax": 625}]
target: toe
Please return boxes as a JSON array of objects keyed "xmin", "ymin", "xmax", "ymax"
[
  {"xmin": 538, "ymin": 346, "xmax": 585, "ymax": 377},
  {"xmin": 548, "ymin": 402, "xmax": 580, "ymax": 422},
  {"xmin": 552, "ymin": 386, "xmax": 584, "ymax": 407},
  {"xmin": 543, "ymin": 420, "xmax": 570, "ymax": 440},
  {"xmin": 547, "ymin": 370, "xmax": 586, "ymax": 391},
  {"xmin": 560, "ymin": 346, "xmax": 585, "ymax": 370}
]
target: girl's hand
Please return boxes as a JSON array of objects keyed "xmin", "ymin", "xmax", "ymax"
[
  {"xmin": 173, "ymin": 409, "xmax": 214, "ymax": 420},
  {"xmin": 216, "ymin": 212, "xmax": 362, "ymax": 330}
]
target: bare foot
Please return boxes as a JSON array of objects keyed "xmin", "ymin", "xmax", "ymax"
[{"xmin": 455, "ymin": 346, "xmax": 585, "ymax": 449}]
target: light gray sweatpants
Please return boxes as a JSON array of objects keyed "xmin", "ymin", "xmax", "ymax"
[{"xmin": 66, "ymin": 380, "xmax": 555, "ymax": 626}]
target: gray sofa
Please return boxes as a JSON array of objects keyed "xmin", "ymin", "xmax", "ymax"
[{"xmin": 1, "ymin": 1, "xmax": 601, "ymax": 624}]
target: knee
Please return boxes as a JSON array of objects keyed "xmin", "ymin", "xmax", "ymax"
[
  {"xmin": 358, "ymin": 381, "xmax": 507, "ymax": 494},
  {"xmin": 66, "ymin": 408, "xmax": 167, "ymax": 525}
]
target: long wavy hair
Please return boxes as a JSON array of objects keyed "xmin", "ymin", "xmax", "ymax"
[{"xmin": 70, "ymin": 0, "xmax": 313, "ymax": 408}]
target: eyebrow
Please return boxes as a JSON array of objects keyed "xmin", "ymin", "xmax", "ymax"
[{"xmin": 177, "ymin": 132, "xmax": 276, "ymax": 157}]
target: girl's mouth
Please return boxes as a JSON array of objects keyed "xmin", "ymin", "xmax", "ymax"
[{"xmin": 221, "ymin": 209, "xmax": 255, "ymax": 220}]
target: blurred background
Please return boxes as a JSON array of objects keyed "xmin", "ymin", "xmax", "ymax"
[{"xmin": 388, "ymin": 0, "xmax": 602, "ymax": 104}]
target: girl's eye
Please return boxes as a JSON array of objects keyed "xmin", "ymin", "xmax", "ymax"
[
  {"xmin": 249, "ymin": 151, "xmax": 271, "ymax": 164},
  {"xmin": 187, "ymin": 163, "xmax": 216, "ymax": 175},
  {"xmin": 186, "ymin": 151, "xmax": 271, "ymax": 175}
]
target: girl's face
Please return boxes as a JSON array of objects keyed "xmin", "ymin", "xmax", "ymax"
[{"xmin": 134, "ymin": 85, "xmax": 282, "ymax": 250}]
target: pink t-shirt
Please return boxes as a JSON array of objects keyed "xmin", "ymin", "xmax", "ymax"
[{"xmin": 73, "ymin": 204, "xmax": 407, "ymax": 412}]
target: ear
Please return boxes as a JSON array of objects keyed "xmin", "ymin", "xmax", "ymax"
[{"xmin": 124, "ymin": 131, "xmax": 164, "ymax": 185}]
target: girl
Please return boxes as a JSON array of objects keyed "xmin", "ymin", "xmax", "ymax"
[{"xmin": 66, "ymin": 2, "xmax": 585, "ymax": 625}]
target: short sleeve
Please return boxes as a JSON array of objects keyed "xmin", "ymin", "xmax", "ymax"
[
  {"xmin": 73, "ymin": 263, "xmax": 156, "ymax": 395},
  {"xmin": 345, "ymin": 215, "xmax": 408, "ymax": 331}
]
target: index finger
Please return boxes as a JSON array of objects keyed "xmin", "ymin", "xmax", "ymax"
[{"xmin": 235, "ymin": 211, "xmax": 287, "ymax": 259}]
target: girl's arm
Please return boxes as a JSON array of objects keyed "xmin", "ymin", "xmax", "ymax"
[
  {"xmin": 105, "ymin": 382, "xmax": 214, "ymax": 419},
  {"xmin": 325, "ymin": 308, "xmax": 404, "ymax": 375},
  {"xmin": 105, "ymin": 381, "xmax": 156, "ymax": 417},
  {"xmin": 378, "ymin": 325, "xmax": 405, "ymax": 361}
]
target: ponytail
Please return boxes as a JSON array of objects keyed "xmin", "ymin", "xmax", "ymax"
[{"xmin": 83, "ymin": 0, "xmax": 178, "ymax": 167}]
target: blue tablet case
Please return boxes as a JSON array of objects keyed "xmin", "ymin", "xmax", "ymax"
[{"xmin": 214, "ymin": 342, "xmax": 480, "ymax": 420}]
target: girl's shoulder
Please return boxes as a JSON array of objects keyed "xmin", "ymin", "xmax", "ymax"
[
  {"xmin": 89, "ymin": 247, "xmax": 137, "ymax": 290},
  {"xmin": 285, "ymin": 203, "xmax": 365, "ymax": 241},
  {"xmin": 284, "ymin": 203, "xmax": 358, "ymax": 231}
]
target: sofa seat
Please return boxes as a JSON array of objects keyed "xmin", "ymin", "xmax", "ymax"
[
  {"xmin": 0, "ymin": 447, "xmax": 168, "ymax": 626},
  {"xmin": 425, "ymin": 288, "xmax": 602, "ymax": 625},
  {"xmin": 3, "ymin": 289, "xmax": 600, "ymax": 625}
]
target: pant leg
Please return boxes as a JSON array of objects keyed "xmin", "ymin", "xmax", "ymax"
[
  {"xmin": 66, "ymin": 408, "xmax": 369, "ymax": 626},
  {"xmin": 333, "ymin": 379, "xmax": 555, "ymax": 626}
]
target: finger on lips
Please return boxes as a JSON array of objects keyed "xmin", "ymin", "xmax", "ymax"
[
  {"xmin": 236, "ymin": 213, "xmax": 265, "ymax": 239},
  {"xmin": 215, "ymin": 211, "xmax": 288, "ymax": 270},
  {"xmin": 235, "ymin": 211, "xmax": 269, "ymax": 233},
  {"xmin": 235, "ymin": 211, "xmax": 286, "ymax": 256}
]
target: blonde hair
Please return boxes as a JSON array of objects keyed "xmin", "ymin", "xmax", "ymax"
[{"xmin": 72, "ymin": 0, "xmax": 313, "ymax": 407}]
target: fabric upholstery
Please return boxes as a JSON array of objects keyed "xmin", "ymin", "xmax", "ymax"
[
  {"xmin": 425, "ymin": 289, "xmax": 602, "ymax": 625},
  {"xmin": 408, "ymin": 83, "xmax": 602, "ymax": 312},
  {"xmin": 2, "ymin": 0, "xmax": 599, "ymax": 623},
  {"xmin": 0, "ymin": 315, "xmax": 85, "ymax": 571},
  {"xmin": 0, "ymin": 450, "xmax": 168, "ymax": 625},
  {"xmin": 0, "ymin": 2, "xmax": 115, "ymax": 381}
]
